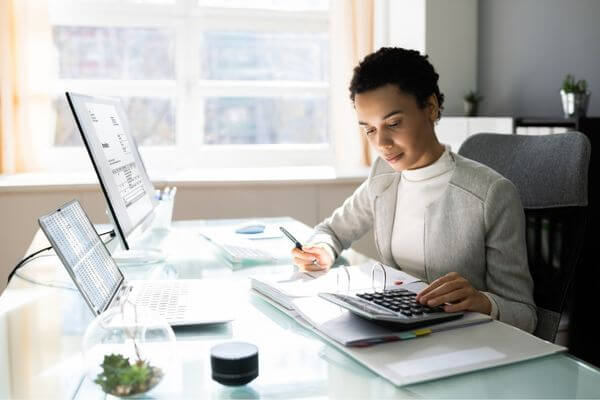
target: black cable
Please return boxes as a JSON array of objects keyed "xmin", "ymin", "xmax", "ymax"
[
  {"xmin": 13, "ymin": 253, "xmax": 77, "ymax": 291},
  {"xmin": 6, "ymin": 229, "xmax": 115, "ymax": 286}
]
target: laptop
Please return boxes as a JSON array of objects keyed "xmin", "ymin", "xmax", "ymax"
[{"xmin": 38, "ymin": 199, "xmax": 234, "ymax": 326}]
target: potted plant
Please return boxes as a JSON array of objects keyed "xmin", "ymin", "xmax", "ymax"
[
  {"xmin": 560, "ymin": 74, "xmax": 590, "ymax": 118},
  {"xmin": 82, "ymin": 303, "xmax": 176, "ymax": 398},
  {"xmin": 463, "ymin": 90, "xmax": 483, "ymax": 117}
]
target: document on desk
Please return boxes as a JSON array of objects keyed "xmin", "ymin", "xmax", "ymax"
[
  {"xmin": 341, "ymin": 319, "xmax": 566, "ymax": 387},
  {"xmin": 250, "ymin": 263, "xmax": 420, "ymax": 311},
  {"xmin": 289, "ymin": 296, "xmax": 566, "ymax": 386},
  {"xmin": 292, "ymin": 295, "xmax": 492, "ymax": 347},
  {"xmin": 251, "ymin": 265, "xmax": 567, "ymax": 387}
]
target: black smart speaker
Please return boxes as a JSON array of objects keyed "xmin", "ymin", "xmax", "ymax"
[{"xmin": 210, "ymin": 342, "xmax": 259, "ymax": 386}]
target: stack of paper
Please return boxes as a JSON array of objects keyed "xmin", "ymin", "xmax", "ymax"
[{"xmin": 292, "ymin": 295, "xmax": 491, "ymax": 347}]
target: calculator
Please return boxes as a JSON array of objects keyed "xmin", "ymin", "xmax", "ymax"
[{"xmin": 319, "ymin": 288, "xmax": 464, "ymax": 329}]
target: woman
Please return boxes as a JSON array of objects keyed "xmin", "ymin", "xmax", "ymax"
[{"xmin": 291, "ymin": 47, "xmax": 536, "ymax": 333}]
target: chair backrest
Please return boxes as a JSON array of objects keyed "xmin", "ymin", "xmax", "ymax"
[{"xmin": 458, "ymin": 132, "xmax": 591, "ymax": 342}]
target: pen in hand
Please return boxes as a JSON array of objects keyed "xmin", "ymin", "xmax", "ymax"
[
  {"xmin": 279, "ymin": 226, "xmax": 302, "ymax": 249},
  {"xmin": 279, "ymin": 227, "xmax": 319, "ymax": 266}
]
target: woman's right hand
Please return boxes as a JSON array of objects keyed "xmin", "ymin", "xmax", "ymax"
[{"xmin": 291, "ymin": 245, "xmax": 334, "ymax": 272}]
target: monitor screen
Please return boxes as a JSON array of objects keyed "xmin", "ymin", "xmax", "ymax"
[
  {"xmin": 38, "ymin": 200, "xmax": 124, "ymax": 315},
  {"xmin": 66, "ymin": 92, "xmax": 157, "ymax": 250}
]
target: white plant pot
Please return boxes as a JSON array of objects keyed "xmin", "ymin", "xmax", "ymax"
[{"xmin": 560, "ymin": 90, "xmax": 590, "ymax": 118}]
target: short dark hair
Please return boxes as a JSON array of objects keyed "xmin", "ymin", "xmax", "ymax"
[{"xmin": 349, "ymin": 47, "xmax": 445, "ymax": 120}]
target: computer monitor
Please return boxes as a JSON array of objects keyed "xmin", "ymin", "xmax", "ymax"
[{"xmin": 66, "ymin": 92, "xmax": 160, "ymax": 260}]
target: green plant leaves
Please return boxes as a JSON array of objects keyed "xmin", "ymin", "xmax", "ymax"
[
  {"xmin": 562, "ymin": 74, "xmax": 588, "ymax": 93},
  {"xmin": 94, "ymin": 353, "xmax": 163, "ymax": 397},
  {"xmin": 464, "ymin": 90, "xmax": 483, "ymax": 103}
]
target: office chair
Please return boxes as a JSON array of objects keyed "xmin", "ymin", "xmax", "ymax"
[{"xmin": 457, "ymin": 131, "xmax": 591, "ymax": 343}]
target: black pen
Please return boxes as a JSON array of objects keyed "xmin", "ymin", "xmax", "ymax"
[
  {"xmin": 279, "ymin": 226, "xmax": 302, "ymax": 249},
  {"xmin": 279, "ymin": 226, "xmax": 320, "ymax": 266}
]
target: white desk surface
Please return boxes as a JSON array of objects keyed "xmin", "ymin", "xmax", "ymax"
[{"xmin": 1, "ymin": 218, "xmax": 599, "ymax": 399}]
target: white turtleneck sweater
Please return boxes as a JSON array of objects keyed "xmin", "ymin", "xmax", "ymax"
[
  {"xmin": 390, "ymin": 143, "xmax": 498, "ymax": 318},
  {"xmin": 391, "ymin": 143, "xmax": 455, "ymax": 277}
]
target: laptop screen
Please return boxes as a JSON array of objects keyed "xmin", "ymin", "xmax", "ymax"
[{"xmin": 38, "ymin": 200, "xmax": 124, "ymax": 315}]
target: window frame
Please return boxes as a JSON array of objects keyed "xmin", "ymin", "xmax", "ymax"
[{"xmin": 46, "ymin": 0, "xmax": 332, "ymax": 173}]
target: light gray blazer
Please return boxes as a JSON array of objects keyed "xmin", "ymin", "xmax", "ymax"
[{"xmin": 309, "ymin": 150, "xmax": 537, "ymax": 333}]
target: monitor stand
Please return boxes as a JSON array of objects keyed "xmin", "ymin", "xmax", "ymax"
[
  {"xmin": 105, "ymin": 234, "xmax": 166, "ymax": 265},
  {"xmin": 112, "ymin": 248, "xmax": 166, "ymax": 265},
  {"xmin": 103, "ymin": 206, "xmax": 168, "ymax": 265}
]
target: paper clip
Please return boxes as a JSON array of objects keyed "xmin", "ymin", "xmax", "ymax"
[{"xmin": 371, "ymin": 262, "xmax": 387, "ymax": 292}]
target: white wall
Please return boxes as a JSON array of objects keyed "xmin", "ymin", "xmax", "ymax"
[
  {"xmin": 478, "ymin": 0, "xmax": 600, "ymax": 117},
  {"xmin": 379, "ymin": 0, "xmax": 600, "ymax": 117},
  {"xmin": 386, "ymin": 0, "xmax": 426, "ymax": 53},
  {"xmin": 426, "ymin": 0, "xmax": 478, "ymax": 116},
  {"xmin": 379, "ymin": 0, "xmax": 479, "ymax": 116}
]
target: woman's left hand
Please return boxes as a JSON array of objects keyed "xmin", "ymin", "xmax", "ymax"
[{"xmin": 415, "ymin": 272, "xmax": 492, "ymax": 315}]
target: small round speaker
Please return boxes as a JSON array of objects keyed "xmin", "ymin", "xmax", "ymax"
[{"xmin": 210, "ymin": 342, "xmax": 259, "ymax": 386}]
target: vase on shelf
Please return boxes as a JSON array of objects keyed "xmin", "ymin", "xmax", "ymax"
[
  {"xmin": 463, "ymin": 100, "xmax": 479, "ymax": 117},
  {"xmin": 560, "ymin": 90, "xmax": 590, "ymax": 119}
]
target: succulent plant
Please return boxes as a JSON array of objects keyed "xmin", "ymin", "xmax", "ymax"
[{"xmin": 94, "ymin": 353, "xmax": 163, "ymax": 397}]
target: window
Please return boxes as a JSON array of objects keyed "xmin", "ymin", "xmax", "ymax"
[{"xmin": 47, "ymin": 0, "xmax": 331, "ymax": 172}]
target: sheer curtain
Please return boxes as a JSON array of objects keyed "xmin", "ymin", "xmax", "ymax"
[
  {"xmin": 0, "ymin": 0, "xmax": 55, "ymax": 174},
  {"xmin": 0, "ymin": 1, "xmax": 373, "ymax": 174},
  {"xmin": 329, "ymin": 0, "xmax": 374, "ymax": 174}
]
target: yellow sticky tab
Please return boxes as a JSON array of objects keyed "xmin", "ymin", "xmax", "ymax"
[{"xmin": 414, "ymin": 328, "xmax": 432, "ymax": 336}]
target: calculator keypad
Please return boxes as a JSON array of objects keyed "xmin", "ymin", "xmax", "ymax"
[{"xmin": 356, "ymin": 289, "xmax": 445, "ymax": 317}]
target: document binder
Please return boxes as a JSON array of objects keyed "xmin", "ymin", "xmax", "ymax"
[{"xmin": 250, "ymin": 265, "xmax": 567, "ymax": 386}]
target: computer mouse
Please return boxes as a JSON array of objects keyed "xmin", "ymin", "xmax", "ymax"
[{"xmin": 235, "ymin": 223, "xmax": 266, "ymax": 234}]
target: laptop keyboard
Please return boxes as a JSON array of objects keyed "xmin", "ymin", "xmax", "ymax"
[{"xmin": 134, "ymin": 280, "xmax": 188, "ymax": 322}]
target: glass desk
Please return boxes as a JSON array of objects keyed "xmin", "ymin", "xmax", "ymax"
[{"xmin": 1, "ymin": 218, "xmax": 599, "ymax": 399}]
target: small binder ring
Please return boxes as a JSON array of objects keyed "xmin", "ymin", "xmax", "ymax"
[
  {"xmin": 371, "ymin": 262, "xmax": 387, "ymax": 292},
  {"xmin": 336, "ymin": 265, "xmax": 351, "ymax": 294}
]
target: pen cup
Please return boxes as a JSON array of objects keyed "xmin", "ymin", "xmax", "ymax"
[{"xmin": 153, "ymin": 193, "xmax": 175, "ymax": 231}]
